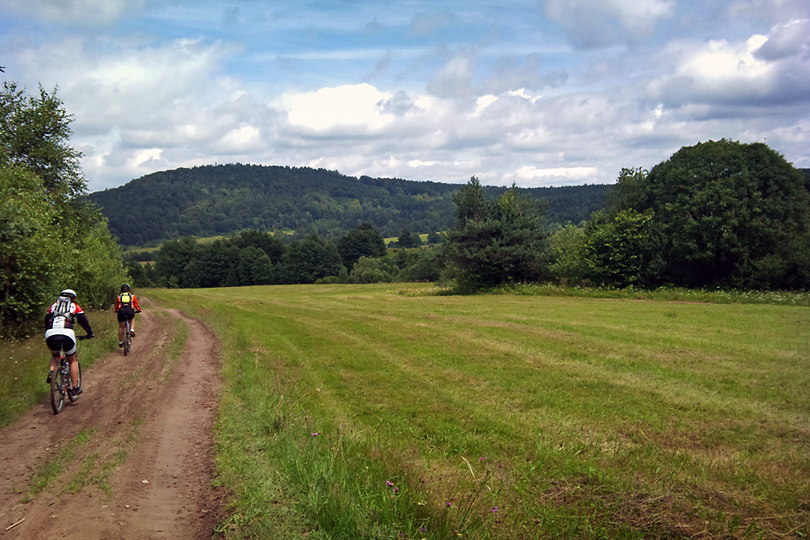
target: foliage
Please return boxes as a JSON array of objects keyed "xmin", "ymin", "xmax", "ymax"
[
  {"xmin": 548, "ymin": 224, "xmax": 586, "ymax": 284},
  {"xmin": 0, "ymin": 166, "xmax": 60, "ymax": 334},
  {"xmin": 337, "ymin": 222, "xmax": 386, "ymax": 270},
  {"xmin": 276, "ymin": 235, "xmax": 344, "ymax": 284},
  {"xmin": 0, "ymin": 82, "xmax": 127, "ymax": 336},
  {"xmin": 444, "ymin": 178, "xmax": 552, "ymax": 292},
  {"xmin": 582, "ymin": 209, "xmax": 663, "ymax": 288},
  {"xmin": 86, "ymin": 164, "xmax": 610, "ymax": 246},
  {"xmin": 642, "ymin": 141, "xmax": 808, "ymax": 288},
  {"xmin": 0, "ymin": 82, "xmax": 84, "ymax": 203}
]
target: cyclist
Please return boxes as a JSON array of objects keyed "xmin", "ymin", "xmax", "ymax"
[
  {"xmin": 45, "ymin": 289, "xmax": 94, "ymax": 395},
  {"xmin": 114, "ymin": 283, "xmax": 141, "ymax": 347}
]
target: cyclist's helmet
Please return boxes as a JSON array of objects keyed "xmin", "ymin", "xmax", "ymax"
[
  {"xmin": 120, "ymin": 283, "xmax": 131, "ymax": 292},
  {"xmin": 60, "ymin": 289, "xmax": 77, "ymax": 299}
]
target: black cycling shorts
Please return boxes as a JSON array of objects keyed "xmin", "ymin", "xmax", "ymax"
[
  {"xmin": 46, "ymin": 334, "xmax": 77, "ymax": 356},
  {"xmin": 117, "ymin": 306, "xmax": 136, "ymax": 322}
]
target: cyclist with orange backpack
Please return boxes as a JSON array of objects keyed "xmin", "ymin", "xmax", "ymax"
[{"xmin": 114, "ymin": 283, "xmax": 141, "ymax": 348}]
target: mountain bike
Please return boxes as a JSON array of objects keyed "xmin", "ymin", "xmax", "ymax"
[
  {"xmin": 122, "ymin": 318, "xmax": 133, "ymax": 356},
  {"xmin": 50, "ymin": 335, "xmax": 92, "ymax": 414}
]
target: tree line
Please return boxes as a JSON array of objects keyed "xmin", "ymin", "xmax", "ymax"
[
  {"xmin": 1, "ymin": 82, "xmax": 128, "ymax": 337},
  {"xmin": 129, "ymin": 140, "xmax": 810, "ymax": 293},
  {"xmin": 126, "ymin": 226, "xmax": 442, "ymax": 288}
]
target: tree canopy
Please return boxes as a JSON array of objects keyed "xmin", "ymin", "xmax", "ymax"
[
  {"xmin": 444, "ymin": 178, "xmax": 552, "ymax": 291},
  {"xmin": 0, "ymin": 82, "xmax": 127, "ymax": 336},
  {"xmin": 584, "ymin": 140, "xmax": 810, "ymax": 289},
  {"xmin": 87, "ymin": 164, "xmax": 610, "ymax": 246}
]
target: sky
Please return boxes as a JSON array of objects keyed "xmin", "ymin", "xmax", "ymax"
[{"xmin": 1, "ymin": 0, "xmax": 809, "ymax": 192}]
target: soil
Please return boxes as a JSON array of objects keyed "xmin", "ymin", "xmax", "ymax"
[{"xmin": 0, "ymin": 301, "xmax": 227, "ymax": 539}]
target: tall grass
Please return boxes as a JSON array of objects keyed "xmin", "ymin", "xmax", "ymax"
[{"xmin": 145, "ymin": 284, "xmax": 810, "ymax": 538}]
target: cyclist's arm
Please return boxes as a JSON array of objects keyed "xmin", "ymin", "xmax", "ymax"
[
  {"xmin": 76, "ymin": 312, "xmax": 93, "ymax": 336},
  {"xmin": 132, "ymin": 295, "xmax": 141, "ymax": 311}
]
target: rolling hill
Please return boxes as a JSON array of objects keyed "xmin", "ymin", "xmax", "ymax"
[{"xmin": 87, "ymin": 164, "xmax": 611, "ymax": 246}]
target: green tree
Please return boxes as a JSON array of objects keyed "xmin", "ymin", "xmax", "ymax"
[
  {"xmin": 347, "ymin": 256, "xmax": 398, "ymax": 283},
  {"xmin": 444, "ymin": 178, "xmax": 552, "ymax": 291},
  {"xmin": 399, "ymin": 246, "xmax": 442, "ymax": 282},
  {"xmin": 1, "ymin": 82, "xmax": 126, "ymax": 335},
  {"xmin": 548, "ymin": 224, "xmax": 586, "ymax": 285},
  {"xmin": 337, "ymin": 223, "xmax": 387, "ymax": 269},
  {"xmin": 277, "ymin": 235, "xmax": 344, "ymax": 284},
  {"xmin": 155, "ymin": 237, "xmax": 200, "ymax": 288},
  {"xmin": 0, "ymin": 82, "xmax": 84, "ymax": 204},
  {"xmin": 641, "ymin": 140, "xmax": 810, "ymax": 288},
  {"xmin": 396, "ymin": 229, "xmax": 422, "ymax": 248},
  {"xmin": 0, "ymin": 166, "xmax": 60, "ymax": 334},
  {"xmin": 231, "ymin": 229, "xmax": 285, "ymax": 263},
  {"xmin": 582, "ymin": 209, "xmax": 663, "ymax": 288}
]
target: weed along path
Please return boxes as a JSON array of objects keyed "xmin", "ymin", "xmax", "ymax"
[{"xmin": 0, "ymin": 301, "xmax": 225, "ymax": 539}]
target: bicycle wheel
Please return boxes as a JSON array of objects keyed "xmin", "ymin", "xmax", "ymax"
[
  {"xmin": 68, "ymin": 361, "xmax": 82, "ymax": 402},
  {"xmin": 50, "ymin": 366, "xmax": 66, "ymax": 414},
  {"xmin": 123, "ymin": 320, "xmax": 132, "ymax": 356}
]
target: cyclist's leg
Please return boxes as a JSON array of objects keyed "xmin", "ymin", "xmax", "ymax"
[
  {"xmin": 49, "ymin": 351, "xmax": 60, "ymax": 373},
  {"xmin": 67, "ymin": 353, "xmax": 80, "ymax": 387},
  {"xmin": 128, "ymin": 312, "xmax": 136, "ymax": 335},
  {"xmin": 117, "ymin": 310, "xmax": 127, "ymax": 344}
]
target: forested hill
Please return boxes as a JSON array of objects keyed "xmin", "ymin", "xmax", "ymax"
[{"xmin": 87, "ymin": 164, "xmax": 610, "ymax": 246}]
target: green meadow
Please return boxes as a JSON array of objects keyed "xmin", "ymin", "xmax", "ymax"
[{"xmin": 146, "ymin": 284, "xmax": 809, "ymax": 539}]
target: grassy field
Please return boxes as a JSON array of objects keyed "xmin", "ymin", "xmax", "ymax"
[{"xmin": 144, "ymin": 283, "xmax": 810, "ymax": 539}]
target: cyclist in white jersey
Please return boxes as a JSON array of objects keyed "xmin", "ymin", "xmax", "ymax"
[{"xmin": 44, "ymin": 289, "xmax": 94, "ymax": 395}]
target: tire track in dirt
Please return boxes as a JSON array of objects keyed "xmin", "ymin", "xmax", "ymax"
[{"xmin": 0, "ymin": 302, "xmax": 226, "ymax": 539}]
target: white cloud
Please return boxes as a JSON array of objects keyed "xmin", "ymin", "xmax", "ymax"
[
  {"xmin": 649, "ymin": 22, "xmax": 810, "ymax": 107},
  {"xmin": 284, "ymin": 84, "xmax": 395, "ymax": 133}
]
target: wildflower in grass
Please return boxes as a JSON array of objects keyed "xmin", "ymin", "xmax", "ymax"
[
  {"xmin": 386, "ymin": 480, "xmax": 395, "ymax": 487},
  {"xmin": 311, "ymin": 432, "xmax": 319, "ymax": 437},
  {"xmin": 490, "ymin": 506, "xmax": 499, "ymax": 513},
  {"xmin": 446, "ymin": 501, "xmax": 454, "ymax": 508}
]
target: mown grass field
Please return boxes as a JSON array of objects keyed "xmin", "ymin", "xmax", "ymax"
[{"xmin": 145, "ymin": 283, "xmax": 809, "ymax": 539}]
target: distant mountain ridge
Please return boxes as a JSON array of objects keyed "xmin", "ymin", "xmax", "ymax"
[{"xmin": 87, "ymin": 164, "xmax": 611, "ymax": 246}]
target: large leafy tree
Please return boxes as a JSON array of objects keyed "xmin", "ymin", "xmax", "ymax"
[
  {"xmin": 0, "ymin": 82, "xmax": 84, "ymax": 204},
  {"xmin": 337, "ymin": 223, "xmax": 386, "ymax": 270},
  {"xmin": 0, "ymin": 166, "xmax": 61, "ymax": 333},
  {"xmin": 1, "ymin": 82, "xmax": 126, "ymax": 335},
  {"xmin": 277, "ymin": 235, "xmax": 344, "ymax": 284},
  {"xmin": 444, "ymin": 177, "xmax": 552, "ymax": 291},
  {"xmin": 638, "ymin": 140, "xmax": 809, "ymax": 288}
]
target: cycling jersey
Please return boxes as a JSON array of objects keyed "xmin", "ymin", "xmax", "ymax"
[
  {"xmin": 114, "ymin": 292, "xmax": 141, "ymax": 312},
  {"xmin": 45, "ymin": 297, "xmax": 93, "ymax": 341}
]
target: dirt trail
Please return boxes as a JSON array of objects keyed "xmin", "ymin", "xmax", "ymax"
[{"xmin": 0, "ymin": 302, "xmax": 226, "ymax": 539}]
